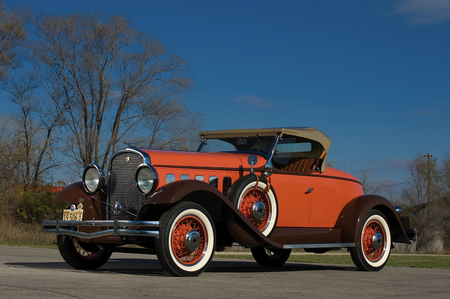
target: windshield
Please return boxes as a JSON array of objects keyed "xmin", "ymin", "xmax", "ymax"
[{"xmin": 198, "ymin": 136, "xmax": 275, "ymax": 156}]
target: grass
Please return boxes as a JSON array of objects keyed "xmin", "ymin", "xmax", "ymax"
[
  {"xmin": 215, "ymin": 252, "xmax": 450, "ymax": 269},
  {"xmin": 0, "ymin": 216, "xmax": 56, "ymax": 248}
]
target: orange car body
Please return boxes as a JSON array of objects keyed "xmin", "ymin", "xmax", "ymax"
[{"xmin": 43, "ymin": 127, "xmax": 414, "ymax": 276}]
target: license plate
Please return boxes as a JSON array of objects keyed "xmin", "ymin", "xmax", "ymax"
[{"xmin": 63, "ymin": 209, "xmax": 83, "ymax": 221}]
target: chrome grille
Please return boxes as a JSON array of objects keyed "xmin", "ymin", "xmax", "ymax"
[{"xmin": 108, "ymin": 151, "xmax": 145, "ymax": 221}]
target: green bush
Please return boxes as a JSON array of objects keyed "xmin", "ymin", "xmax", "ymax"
[{"xmin": 15, "ymin": 190, "xmax": 65, "ymax": 224}]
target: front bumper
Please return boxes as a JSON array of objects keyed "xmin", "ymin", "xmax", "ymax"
[{"xmin": 43, "ymin": 220, "xmax": 159, "ymax": 239}]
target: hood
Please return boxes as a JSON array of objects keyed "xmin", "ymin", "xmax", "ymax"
[{"xmin": 139, "ymin": 149, "xmax": 267, "ymax": 169}]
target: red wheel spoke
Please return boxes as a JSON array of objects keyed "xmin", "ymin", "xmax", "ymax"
[
  {"xmin": 241, "ymin": 189, "xmax": 270, "ymax": 231},
  {"xmin": 73, "ymin": 239, "xmax": 102, "ymax": 259},
  {"xmin": 171, "ymin": 216, "xmax": 206, "ymax": 265},
  {"xmin": 362, "ymin": 221, "xmax": 385, "ymax": 261}
]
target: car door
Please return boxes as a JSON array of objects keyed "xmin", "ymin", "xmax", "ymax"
[{"xmin": 271, "ymin": 173, "xmax": 313, "ymax": 227}]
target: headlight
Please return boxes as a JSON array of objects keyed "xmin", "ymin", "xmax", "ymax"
[
  {"xmin": 83, "ymin": 164, "xmax": 105, "ymax": 193},
  {"xmin": 263, "ymin": 167, "xmax": 273, "ymax": 177},
  {"xmin": 135, "ymin": 164, "xmax": 158, "ymax": 194}
]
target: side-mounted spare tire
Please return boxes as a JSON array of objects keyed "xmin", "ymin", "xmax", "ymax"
[{"xmin": 227, "ymin": 175, "xmax": 278, "ymax": 237}]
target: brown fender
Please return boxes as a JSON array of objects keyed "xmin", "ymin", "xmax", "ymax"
[
  {"xmin": 141, "ymin": 180, "xmax": 283, "ymax": 248},
  {"xmin": 336, "ymin": 194, "xmax": 410, "ymax": 245},
  {"xmin": 55, "ymin": 182, "xmax": 106, "ymax": 222}
]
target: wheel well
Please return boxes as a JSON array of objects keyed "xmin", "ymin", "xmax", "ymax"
[
  {"xmin": 139, "ymin": 190, "xmax": 234, "ymax": 247},
  {"xmin": 179, "ymin": 190, "xmax": 234, "ymax": 246},
  {"xmin": 371, "ymin": 205, "xmax": 407, "ymax": 243}
]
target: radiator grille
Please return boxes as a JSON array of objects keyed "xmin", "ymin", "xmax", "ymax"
[{"xmin": 108, "ymin": 151, "xmax": 145, "ymax": 221}]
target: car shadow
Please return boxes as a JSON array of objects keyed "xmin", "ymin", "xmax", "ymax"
[{"xmin": 4, "ymin": 255, "xmax": 357, "ymax": 277}]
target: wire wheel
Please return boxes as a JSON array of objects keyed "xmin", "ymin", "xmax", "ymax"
[
  {"xmin": 228, "ymin": 175, "xmax": 278, "ymax": 237},
  {"xmin": 251, "ymin": 246, "xmax": 291, "ymax": 267},
  {"xmin": 350, "ymin": 210, "xmax": 391, "ymax": 271},
  {"xmin": 171, "ymin": 215, "xmax": 207, "ymax": 265},
  {"xmin": 239, "ymin": 188, "xmax": 271, "ymax": 231},
  {"xmin": 156, "ymin": 201, "xmax": 216, "ymax": 276},
  {"xmin": 72, "ymin": 238, "xmax": 104, "ymax": 259},
  {"xmin": 57, "ymin": 235, "xmax": 112, "ymax": 269},
  {"xmin": 362, "ymin": 220, "xmax": 386, "ymax": 262}
]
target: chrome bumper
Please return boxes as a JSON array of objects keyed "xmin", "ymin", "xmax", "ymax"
[{"xmin": 42, "ymin": 220, "xmax": 159, "ymax": 239}]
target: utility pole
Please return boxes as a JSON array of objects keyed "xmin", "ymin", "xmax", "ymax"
[{"xmin": 423, "ymin": 153, "xmax": 432, "ymax": 204}]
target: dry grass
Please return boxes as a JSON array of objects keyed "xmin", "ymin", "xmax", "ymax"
[{"xmin": 0, "ymin": 216, "xmax": 56, "ymax": 248}]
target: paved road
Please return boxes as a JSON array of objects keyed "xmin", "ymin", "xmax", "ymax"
[{"xmin": 1, "ymin": 246, "xmax": 449, "ymax": 298}]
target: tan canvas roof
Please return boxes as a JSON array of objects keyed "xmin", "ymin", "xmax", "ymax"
[{"xmin": 200, "ymin": 127, "xmax": 332, "ymax": 151}]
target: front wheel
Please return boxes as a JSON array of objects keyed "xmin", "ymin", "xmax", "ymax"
[
  {"xmin": 350, "ymin": 210, "xmax": 391, "ymax": 271},
  {"xmin": 155, "ymin": 202, "xmax": 216, "ymax": 276},
  {"xmin": 57, "ymin": 235, "xmax": 112, "ymax": 269},
  {"xmin": 251, "ymin": 246, "xmax": 291, "ymax": 267}
]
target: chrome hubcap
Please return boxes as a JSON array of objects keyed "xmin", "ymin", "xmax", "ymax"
[
  {"xmin": 252, "ymin": 201, "xmax": 266, "ymax": 221},
  {"xmin": 372, "ymin": 232, "xmax": 383, "ymax": 250},
  {"xmin": 185, "ymin": 230, "xmax": 201, "ymax": 251}
]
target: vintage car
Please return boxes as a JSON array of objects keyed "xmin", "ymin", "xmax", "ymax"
[{"xmin": 43, "ymin": 127, "xmax": 415, "ymax": 276}]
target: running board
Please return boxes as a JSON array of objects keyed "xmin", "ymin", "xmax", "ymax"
[{"xmin": 283, "ymin": 243, "xmax": 355, "ymax": 249}]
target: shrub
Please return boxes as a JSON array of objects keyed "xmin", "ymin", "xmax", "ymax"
[{"xmin": 15, "ymin": 189, "xmax": 65, "ymax": 224}]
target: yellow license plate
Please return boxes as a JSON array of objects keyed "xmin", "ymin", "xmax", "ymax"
[{"xmin": 63, "ymin": 209, "xmax": 84, "ymax": 221}]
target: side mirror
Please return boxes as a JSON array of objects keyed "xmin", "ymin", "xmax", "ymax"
[{"xmin": 247, "ymin": 155, "xmax": 258, "ymax": 175}]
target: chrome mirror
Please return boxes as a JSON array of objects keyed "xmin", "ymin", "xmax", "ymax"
[{"xmin": 248, "ymin": 155, "xmax": 258, "ymax": 175}]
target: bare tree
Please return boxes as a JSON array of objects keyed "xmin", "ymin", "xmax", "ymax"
[
  {"xmin": 133, "ymin": 99, "xmax": 204, "ymax": 151},
  {"xmin": 0, "ymin": 115, "xmax": 23, "ymax": 190},
  {"xmin": 359, "ymin": 166, "xmax": 384, "ymax": 194},
  {"xmin": 0, "ymin": 2, "xmax": 31, "ymax": 80},
  {"xmin": 440, "ymin": 153, "xmax": 450, "ymax": 250},
  {"xmin": 401, "ymin": 151, "xmax": 442, "ymax": 251},
  {"xmin": 1, "ymin": 71, "xmax": 61, "ymax": 187},
  {"xmin": 27, "ymin": 12, "xmax": 195, "ymax": 170}
]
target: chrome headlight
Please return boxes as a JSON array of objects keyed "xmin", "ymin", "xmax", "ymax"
[
  {"xmin": 83, "ymin": 164, "xmax": 105, "ymax": 193},
  {"xmin": 135, "ymin": 164, "xmax": 158, "ymax": 194}
]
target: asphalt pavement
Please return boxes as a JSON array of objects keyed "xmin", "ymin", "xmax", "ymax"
[{"xmin": 1, "ymin": 246, "xmax": 449, "ymax": 298}]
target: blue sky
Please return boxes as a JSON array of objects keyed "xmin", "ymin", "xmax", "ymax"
[{"xmin": 3, "ymin": 0, "xmax": 450, "ymax": 184}]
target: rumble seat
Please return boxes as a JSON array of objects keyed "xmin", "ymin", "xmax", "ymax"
[{"xmin": 281, "ymin": 158, "xmax": 316, "ymax": 173}]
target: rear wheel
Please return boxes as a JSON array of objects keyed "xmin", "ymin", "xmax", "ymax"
[
  {"xmin": 350, "ymin": 210, "xmax": 391, "ymax": 271},
  {"xmin": 155, "ymin": 202, "xmax": 216, "ymax": 276},
  {"xmin": 57, "ymin": 235, "xmax": 112, "ymax": 269},
  {"xmin": 251, "ymin": 246, "xmax": 291, "ymax": 267}
]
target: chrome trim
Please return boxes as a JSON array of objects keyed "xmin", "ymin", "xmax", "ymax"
[
  {"xmin": 264, "ymin": 135, "xmax": 281, "ymax": 171},
  {"xmin": 107, "ymin": 147, "xmax": 152, "ymax": 219},
  {"xmin": 247, "ymin": 154, "xmax": 258, "ymax": 175},
  {"xmin": 197, "ymin": 136, "xmax": 207, "ymax": 152},
  {"xmin": 110, "ymin": 147, "xmax": 152, "ymax": 165},
  {"xmin": 135, "ymin": 163, "xmax": 159, "ymax": 194},
  {"xmin": 112, "ymin": 202, "xmax": 123, "ymax": 215},
  {"xmin": 42, "ymin": 220, "xmax": 159, "ymax": 239},
  {"xmin": 82, "ymin": 164, "xmax": 106, "ymax": 193},
  {"xmin": 283, "ymin": 243, "xmax": 355, "ymax": 249},
  {"xmin": 185, "ymin": 230, "xmax": 201, "ymax": 251},
  {"xmin": 373, "ymin": 232, "xmax": 383, "ymax": 250},
  {"xmin": 252, "ymin": 201, "xmax": 266, "ymax": 221}
]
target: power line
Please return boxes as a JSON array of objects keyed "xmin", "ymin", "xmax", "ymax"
[{"xmin": 365, "ymin": 180, "xmax": 415, "ymax": 192}]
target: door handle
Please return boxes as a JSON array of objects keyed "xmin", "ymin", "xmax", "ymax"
[{"xmin": 305, "ymin": 187, "xmax": 314, "ymax": 194}]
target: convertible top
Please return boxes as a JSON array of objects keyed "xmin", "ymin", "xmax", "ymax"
[
  {"xmin": 200, "ymin": 127, "xmax": 332, "ymax": 151},
  {"xmin": 200, "ymin": 127, "xmax": 332, "ymax": 172}
]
